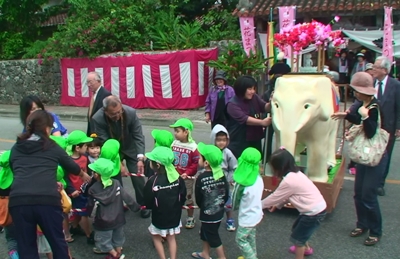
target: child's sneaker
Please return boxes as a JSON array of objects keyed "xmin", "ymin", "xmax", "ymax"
[
  {"xmin": 87, "ymin": 231, "xmax": 95, "ymax": 244},
  {"xmin": 226, "ymin": 218, "xmax": 236, "ymax": 231},
  {"xmin": 185, "ymin": 217, "xmax": 195, "ymax": 229},
  {"xmin": 289, "ymin": 245, "xmax": 314, "ymax": 256},
  {"xmin": 8, "ymin": 250, "xmax": 19, "ymax": 259},
  {"xmin": 349, "ymin": 167, "xmax": 356, "ymax": 175}
]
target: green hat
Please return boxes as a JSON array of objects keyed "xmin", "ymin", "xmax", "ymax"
[
  {"xmin": 0, "ymin": 150, "xmax": 13, "ymax": 189},
  {"xmin": 51, "ymin": 135, "xmax": 68, "ymax": 150},
  {"xmin": 56, "ymin": 165, "xmax": 67, "ymax": 188},
  {"xmin": 233, "ymin": 147, "xmax": 261, "ymax": 186},
  {"xmin": 99, "ymin": 139, "xmax": 121, "ymax": 178},
  {"xmin": 197, "ymin": 142, "xmax": 224, "ymax": 180},
  {"xmin": 88, "ymin": 158, "xmax": 114, "ymax": 188},
  {"xmin": 151, "ymin": 129, "xmax": 174, "ymax": 148},
  {"xmin": 145, "ymin": 146, "xmax": 180, "ymax": 183},
  {"xmin": 67, "ymin": 130, "xmax": 93, "ymax": 146},
  {"xmin": 169, "ymin": 118, "xmax": 194, "ymax": 143}
]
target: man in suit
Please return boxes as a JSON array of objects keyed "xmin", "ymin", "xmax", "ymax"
[
  {"xmin": 372, "ymin": 56, "xmax": 400, "ymax": 196},
  {"xmin": 90, "ymin": 95, "xmax": 150, "ymax": 218},
  {"xmin": 86, "ymin": 71, "xmax": 111, "ymax": 135}
]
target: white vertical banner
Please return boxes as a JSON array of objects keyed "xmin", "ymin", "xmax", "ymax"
[
  {"xmin": 80, "ymin": 68, "xmax": 89, "ymax": 97},
  {"xmin": 67, "ymin": 68, "xmax": 75, "ymax": 96},
  {"xmin": 142, "ymin": 65, "xmax": 153, "ymax": 97},
  {"xmin": 111, "ymin": 67, "xmax": 119, "ymax": 96},
  {"xmin": 179, "ymin": 62, "xmax": 191, "ymax": 98},
  {"xmin": 160, "ymin": 65, "xmax": 172, "ymax": 98},
  {"xmin": 126, "ymin": 67, "xmax": 135, "ymax": 99},
  {"xmin": 198, "ymin": 61, "xmax": 205, "ymax": 96},
  {"xmin": 208, "ymin": 67, "xmax": 214, "ymax": 90},
  {"xmin": 94, "ymin": 68, "xmax": 104, "ymax": 83}
]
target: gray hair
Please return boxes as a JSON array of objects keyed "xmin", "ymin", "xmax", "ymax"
[
  {"xmin": 88, "ymin": 71, "xmax": 102, "ymax": 82},
  {"xmin": 103, "ymin": 95, "xmax": 121, "ymax": 109},
  {"xmin": 375, "ymin": 56, "xmax": 392, "ymax": 72}
]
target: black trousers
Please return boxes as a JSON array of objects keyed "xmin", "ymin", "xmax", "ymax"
[
  {"xmin": 123, "ymin": 156, "xmax": 146, "ymax": 205},
  {"xmin": 380, "ymin": 135, "xmax": 396, "ymax": 188},
  {"xmin": 10, "ymin": 205, "xmax": 69, "ymax": 259}
]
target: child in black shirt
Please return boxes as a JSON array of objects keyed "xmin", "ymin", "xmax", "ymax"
[
  {"xmin": 192, "ymin": 143, "xmax": 229, "ymax": 259},
  {"xmin": 144, "ymin": 146, "xmax": 186, "ymax": 259}
]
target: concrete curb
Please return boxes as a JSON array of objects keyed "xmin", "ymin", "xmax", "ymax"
[{"xmin": 0, "ymin": 111, "xmax": 210, "ymax": 129}]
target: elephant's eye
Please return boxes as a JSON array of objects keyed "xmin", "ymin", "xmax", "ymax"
[
  {"xmin": 304, "ymin": 104, "xmax": 310, "ymax": 109},
  {"xmin": 275, "ymin": 103, "xmax": 279, "ymax": 108}
]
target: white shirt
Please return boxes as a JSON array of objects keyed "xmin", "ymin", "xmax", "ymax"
[
  {"xmin": 93, "ymin": 86, "xmax": 103, "ymax": 101},
  {"xmin": 238, "ymin": 176, "xmax": 264, "ymax": 227},
  {"xmin": 375, "ymin": 76, "xmax": 388, "ymax": 99}
]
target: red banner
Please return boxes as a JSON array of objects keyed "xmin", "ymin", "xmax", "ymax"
[{"xmin": 60, "ymin": 48, "xmax": 218, "ymax": 110}]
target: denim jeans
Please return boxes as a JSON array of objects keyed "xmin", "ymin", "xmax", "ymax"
[
  {"xmin": 4, "ymin": 224, "xmax": 18, "ymax": 252},
  {"xmin": 290, "ymin": 210, "xmax": 326, "ymax": 246},
  {"xmin": 354, "ymin": 153, "xmax": 388, "ymax": 237}
]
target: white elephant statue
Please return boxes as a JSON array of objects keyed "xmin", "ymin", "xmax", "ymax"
[{"xmin": 271, "ymin": 75, "xmax": 339, "ymax": 182}]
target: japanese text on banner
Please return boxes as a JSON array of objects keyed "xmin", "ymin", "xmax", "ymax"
[
  {"xmin": 383, "ymin": 7, "xmax": 393, "ymax": 63},
  {"xmin": 239, "ymin": 17, "xmax": 256, "ymax": 56},
  {"xmin": 278, "ymin": 6, "xmax": 296, "ymax": 59}
]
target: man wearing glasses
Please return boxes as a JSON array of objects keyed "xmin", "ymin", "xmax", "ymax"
[
  {"xmin": 90, "ymin": 95, "xmax": 150, "ymax": 218},
  {"xmin": 86, "ymin": 71, "xmax": 111, "ymax": 136}
]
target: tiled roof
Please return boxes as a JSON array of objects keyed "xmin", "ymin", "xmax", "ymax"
[
  {"xmin": 233, "ymin": 0, "xmax": 400, "ymax": 17},
  {"xmin": 41, "ymin": 13, "xmax": 67, "ymax": 27}
]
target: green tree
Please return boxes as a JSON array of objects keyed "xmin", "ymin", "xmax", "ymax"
[
  {"xmin": 26, "ymin": 0, "xmax": 240, "ymax": 59},
  {"xmin": 0, "ymin": 0, "xmax": 49, "ymax": 59}
]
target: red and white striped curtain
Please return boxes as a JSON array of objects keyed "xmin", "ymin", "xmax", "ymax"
[{"xmin": 60, "ymin": 48, "xmax": 218, "ymax": 109}]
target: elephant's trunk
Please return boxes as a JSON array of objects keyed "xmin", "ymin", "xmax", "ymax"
[{"xmin": 279, "ymin": 131, "xmax": 297, "ymax": 157}]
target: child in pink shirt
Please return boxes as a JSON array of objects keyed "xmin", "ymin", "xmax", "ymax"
[{"xmin": 262, "ymin": 148, "xmax": 326, "ymax": 259}]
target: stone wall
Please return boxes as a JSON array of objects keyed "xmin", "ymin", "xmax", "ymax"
[{"xmin": 0, "ymin": 59, "xmax": 62, "ymax": 105}]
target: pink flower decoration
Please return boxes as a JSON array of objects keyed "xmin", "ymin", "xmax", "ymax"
[
  {"xmin": 38, "ymin": 59, "xmax": 43, "ymax": 65},
  {"xmin": 334, "ymin": 16, "xmax": 340, "ymax": 22}
]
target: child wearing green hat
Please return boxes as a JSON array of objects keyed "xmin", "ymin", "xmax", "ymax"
[
  {"xmin": 144, "ymin": 129, "xmax": 174, "ymax": 178},
  {"xmin": 232, "ymin": 147, "xmax": 264, "ymax": 259},
  {"xmin": 50, "ymin": 135, "xmax": 75, "ymax": 244},
  {"xmin": 143, "ymin": 146, "xmax": 186, "ymax": 259},
  {"xmin": 88, "ymin": 158, "xmax": 140, "ymax": 259},
  {"xmin": 192, "ymin": 143, "xmax": 229, "ymax": 259},
  {"xmin": 169, "ymin": 118, "xmax": 200, "ymax": 229},
  {"xmin": 0, "ymin": 150, "xmax": 19, "ymax": 259},
  {"xmin": 66, "ymin": 130, "xmax": 94, "ymax": 244}
]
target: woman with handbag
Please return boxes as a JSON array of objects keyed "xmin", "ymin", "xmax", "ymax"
[{"xmin": 332, "ymin": 72, "xmax": 389, "ymax": 246}]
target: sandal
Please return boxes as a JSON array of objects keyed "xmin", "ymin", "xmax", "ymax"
[
  {"xmin": 65, "ymin": 237, "xmax": 74, "ymax": 243},
  {"xmin": 191, "ymin": 252, "xmax": 212, "ymax": 259},
  {"xmin": 350, "ymin": 228, "xmax": 366, "ymax": 237},
  {"xmin": 364, "ymin": 236, "xmax": 379, "ymax": 246}
]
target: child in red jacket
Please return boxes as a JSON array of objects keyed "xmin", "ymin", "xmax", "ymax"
[{"xmin": 170, "ymin": 118, "xmax": 200, "ymax": 229}]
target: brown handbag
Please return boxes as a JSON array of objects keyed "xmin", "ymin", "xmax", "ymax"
[{"xmin": 0, "ymin": 196, "xmax": 12, "ymax": 227}]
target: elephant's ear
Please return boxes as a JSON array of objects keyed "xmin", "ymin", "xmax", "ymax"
[{"xmin": 313, "ymin": 77, "xmax": 335, "ymax": 121}]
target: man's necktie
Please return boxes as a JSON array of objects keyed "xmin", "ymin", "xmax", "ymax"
[{"xmin": 377, "ymin": 81, "xmax": 383, "ymax": 100}]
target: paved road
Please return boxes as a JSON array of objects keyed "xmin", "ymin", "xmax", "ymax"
[{"xmin": 0, "ymin": 118, "xmax": 399, "ymax": 259}]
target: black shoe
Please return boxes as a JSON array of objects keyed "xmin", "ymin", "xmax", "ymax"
[
  {"xmin": 0, "ymin": 227, "xmax": 3, "ymax": 233},
  {"xmin": 70, "ymin": 226, "xmax": 84, "ymax": 236},
  {"xmin": 140, "ymin": 210, "xmax": 151, "ymax": 218},
  {"xmin": 377, "ymin": 187, "xmax": 385, "ymax": 196},
  {"xmin": 87, "ymin": 232, "xmax": 95, "ymax": 244}
]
